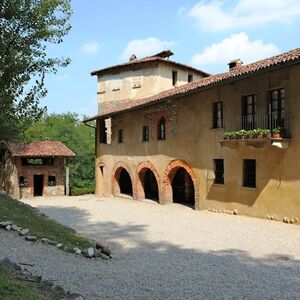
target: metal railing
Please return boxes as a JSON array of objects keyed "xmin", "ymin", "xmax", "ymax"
[{"xmin": 221, "ymin": 112, "xmax": 290, "ymax": 139}]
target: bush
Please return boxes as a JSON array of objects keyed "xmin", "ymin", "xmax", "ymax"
[{"xmin": 70, "ymin": 187, "xmax": 94, "ymax": 196}]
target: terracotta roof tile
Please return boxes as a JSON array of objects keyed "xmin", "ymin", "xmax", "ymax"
[
  {"xmin": 91, "ymin": 53, "xmax": 210, "ymax": 77},
  {"xmin": 7, "ymin": 141, "xmax": 76, "ymax": 157},
  {"xmin": 84, "ymin": 47, "xmax": 300, "ymax": 122}
]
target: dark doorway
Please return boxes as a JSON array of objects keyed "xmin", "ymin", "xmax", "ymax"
[
  {"xmin": 119, "ymin": 169, "xmax": 133, "ymax": 196},
  {"xmin": 143, "ymin": 169, "xmax": 159, "ymax": 201},
  {"xmin": 172, "ymin": 168, "xmax": 195, "ymax": 207},
  {"xmin": 34, "ymin": 175, "xmax": 44, "ymax": 196}
]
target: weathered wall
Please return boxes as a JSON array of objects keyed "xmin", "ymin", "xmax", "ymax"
[
  {"xmin": 97, "ymin": 62, "xmax": 204, "ymax": 113},
  {"xmin": 13, "ymin": 157, "xmax": 66, "ymax": 198},
  {"xmin": 95, "ymin": 63, "xmax": 300, "ymax": 221}
]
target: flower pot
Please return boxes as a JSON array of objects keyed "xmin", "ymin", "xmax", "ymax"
[{"xmin": 273, "ymin": 132, "xmax": 281, "ymax": 139}]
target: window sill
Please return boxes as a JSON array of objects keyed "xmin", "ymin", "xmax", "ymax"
[
  {"xmin": 212, "ymin": 183, "xmax": 225, "ymax": 187},
  {"xmin": 241, "ymin": 186, "xmax": 257, "ymax": 191}
]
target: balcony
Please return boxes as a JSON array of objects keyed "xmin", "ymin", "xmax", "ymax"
[{"xmin": 220, "ymin": 112, "xmax": 291, "ymax": 149}]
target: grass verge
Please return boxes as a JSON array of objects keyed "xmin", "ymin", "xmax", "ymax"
[
  {"xmin": 0, "ymin": 194, "xmax": 92, "ymax": 250},
  {"xmin": 0, "ymin": 264, "xmax": 65, "ymax": 300}
]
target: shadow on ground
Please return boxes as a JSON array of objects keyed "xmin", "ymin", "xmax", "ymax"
[{"xmin": 36, "ymin": 205, "xmax": 300, "ymax": 299}]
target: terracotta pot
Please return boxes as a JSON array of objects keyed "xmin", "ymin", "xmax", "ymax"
[{"xmin": 273, "ymin": 132, "xmax": 281, "ymax": 139}]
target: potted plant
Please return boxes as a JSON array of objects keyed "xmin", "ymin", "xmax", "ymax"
[
  {"xmin": 272, "ymin": 128, "xmax": 281, "ymax": 139},
  {"xmin": 246, "ymin": 129, "xmax": 255, "ymax": 139},
  {"xmin": 236, "ymin": 129, "xmax": 246, "ymax": 140},
  {"xmin": 223, "ymin": 132, "xmax": 231, "ymax": 140}
]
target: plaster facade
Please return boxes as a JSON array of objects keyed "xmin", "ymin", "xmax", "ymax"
[
  {"xmin": 97, "ymin": 61, "xmax": 204, "ymax": 113},
  {"xmin": 93, "ymin": 62, "xmax": 300, "ymax": 222}
]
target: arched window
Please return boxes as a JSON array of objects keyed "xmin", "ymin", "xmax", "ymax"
[{"xmin": 157, "ymin": 117, "xmax": 166, "ymax": 140}]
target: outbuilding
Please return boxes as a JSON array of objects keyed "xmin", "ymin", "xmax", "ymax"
[{"xmin": 0, "ymin": 140, "xmax": 75, "ymax": 198}]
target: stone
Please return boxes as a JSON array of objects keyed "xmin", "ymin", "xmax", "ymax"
[
  {"xmin": 267, "ymin": 215, "xmax": 271, "ymax": 219},
  {"xmin": 0, "ymin": 221, "xmax": 12, "ymax": 228},
  {"xmin": 47, "ymin": 240, "xmax": 57, "ymax": 246},
  {"xmin": 295, "ymin": 217, "xmax": 299, "ymax": 223},
  {"xmin": 283, "ymin": 217, "xmax": 288, "ymax": 223},
  {"xmin": 5, "ymin": 225, "xmax": 11, "ymax": 231},
  {"xmin": 11, "ymin": 224, "xmax": 21, "ymax": 231},
  {"xmin": 25, "ymin": 235, "xmax": 38, "ymax": 242},
  {"xmin": 290, "ymin": 218, "xmax": 295, "ymax": 224},
  {"xmin": 73, "ymin": 247, "xmax": 81, "ymax": 255},
  {"xmin": 270, "ymin": 216, "xmax": 275, "ymax": 220},
  {"xmin": 95, "ymin": 240, "xmax": 108, "ymax": 250},
  {"xmin": 233, "ymin": 209, "xmax": 238, "ymax": 215},
  {"xmin": 41, "ymin": 238, "xmax": 50, "ymax": 243},
  {"xmin": 87, "ymin": 247, "xmax": 94, "ymax": 258},
  {"xmin": 100, "ymin": 246, "xmax": 112, "ymax": 258},
  {"xmin": 56, "ymin": 243, "xmax": 63, "ymax": 249},
  {"xmin": 19, "ymin": 228, "xmax": 29, "ymax": 236}
]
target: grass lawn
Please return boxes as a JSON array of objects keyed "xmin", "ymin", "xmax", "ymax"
[
  {"xmin": 0, "ymin": 264, "xmax": 65, "ymax": 300},
  {"xmin": 0, "ymin": 194, "xmax": 92, "ymax": 250}
]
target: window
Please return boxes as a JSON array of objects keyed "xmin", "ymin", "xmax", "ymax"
[
  {"xmin": 19, "ymin": 176, "xmax": 27, "ymax": 188},
  {"xmin": 118, "ymin": 129, "xmax": 124, "ymax": 143},
  {"xmin": 214, "ymin": 159, "xmax": 224, "ymax": 184},
  {"xmin": 172, "ymin": 70, "xmax": 178, "ymax": 86},
  {"xmin": 213, "ymin": 101, "xmax": 223, "ymax": 128},
  {"xmin": 188, "ymin": 74, "xmax": 193, "ymax": 83},
  {"xmin": 48, "ymin": 176, "xmax": 56, "ymax": 186},
  {"xmin": 242, "ymin": 95, "xmax": 256, "ymax": 130},
  {"xmin": 142, "ymin": 126, "xmax": 149, "ymax": 142},
  {"xmin": 157, "ymin": 117, "xmax": 166, "ymax": 140},
  {"xmin": 21, "ymin": 157, "xmax": 54, "ymax": 166},
  {"xmin": 243, "ymin": 160, "xmax": 256, "ymax": 188},
  {"xmin": 99, "ymin": 119, "xmax": 107, "ymax": 144},
  {"xmin": 270, "ymin": 88, "xmax": 285, "ymax": 129}
]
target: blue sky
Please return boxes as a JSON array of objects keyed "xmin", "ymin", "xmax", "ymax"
[{"xmin": 43, "ymin": 0, "xmax": 300, "ymax": 118}]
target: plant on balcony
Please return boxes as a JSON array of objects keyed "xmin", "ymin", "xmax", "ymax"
[
  {"xmin": 236, "ymin": 129, "xmax": 247, "ymax": 140},
  {"xmin": 246, "ymin": 129, "xmax": 256, "ymax": 139},
  {"xmin": 272, "ymin": 127, "xmax": 281, "ymax": 139},
  {"xmin": 223, "ymin": 131, "xmax": 234, "ymax": 140}
]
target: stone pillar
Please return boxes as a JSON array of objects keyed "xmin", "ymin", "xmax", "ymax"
[{"xmin": 65, "ymin": 166, "xmax": 69, "ymax": 196}]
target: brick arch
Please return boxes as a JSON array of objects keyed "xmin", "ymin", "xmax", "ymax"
[
  {"xmin": 134, "ymin": 161, "xmax": 161, "ymax": 201},
  {"xmin": 162, "ymin": 159, "xmax": 199, "ymax": 206},
  {"xmin": 112, "ymin": 161, "xmax": 134, "ymax": 197}
]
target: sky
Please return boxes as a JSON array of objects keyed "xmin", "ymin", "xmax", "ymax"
[{"xmin": 43, "ymin": 0, "xmax": 300, "ymax": 118}]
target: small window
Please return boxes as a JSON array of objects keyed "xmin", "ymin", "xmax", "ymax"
[
  {"xmin": 99, "ymin": 119, "xmax": 107, "ymax": 144},
  {"xmin": 19, "ymin": 176, "xmax": 27, "ymax": 188},
  {"xmin": 157, "ymin": 117, "xmax": 166, "ymax": 140},
  {"xmin": 48, "ymin": 176, "xmax": 56, "ymax": 186},
  {"xmin": 118, "ymin": 129, "xmax": 124, "ymax": 143},
  {"xmin": 172, "ymin": 70, "xmax": 178, "ymax": 86},
  {"xmin": 213, "ymin": 101, "xmax": 223, "ymax": 128},
  {"xmin": 188, "ymin": 74, "xmax": 193, "ymax": 83},
  {"xmin": 142, "ymin": 126, "xmax": 149, "ymax": 142},
  {"xmin": 243, "ymin": 159, "xmax": 256, "ymax": 188},
  {"xmin": 214, "ymin": 159, "xmax": 224, "ymax": 184}
]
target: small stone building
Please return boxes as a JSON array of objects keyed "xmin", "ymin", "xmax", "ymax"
[{"xmin": 0, "ymin": 141, "xmax": 75, "ymax": 198}]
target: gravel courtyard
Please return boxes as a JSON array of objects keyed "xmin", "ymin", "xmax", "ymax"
[{"xmin": 3, "ymin": 195, "xmax": 300, "ymax": 299}]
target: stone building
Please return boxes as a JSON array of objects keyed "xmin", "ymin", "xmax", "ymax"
[
  {"xmin": 0, "ymin": 141, "xmax": 75, "ymax": 198},
  {"xmin": 85, "ymin": 48, "xmax": 300, "ymax": 221}
]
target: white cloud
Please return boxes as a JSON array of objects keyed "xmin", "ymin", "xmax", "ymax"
[
  {"xmin": 80, "ymin": 42, "xmax": 100, "ymax": 55},
  {"xmin": 121, "ymin": 37, "xmax": 175, "ymax": 62},
  {"xmin": 189, "ymin": 0, "xmax": 300, "ymax": 32},
  {"xmin": 191, "ymin": 32, "xmax": 279, "ymax": 71}
]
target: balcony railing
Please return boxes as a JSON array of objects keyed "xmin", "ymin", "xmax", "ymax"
[{"xmin": 220, "ymin": 112, "xmax": 291, "ymax": 141}]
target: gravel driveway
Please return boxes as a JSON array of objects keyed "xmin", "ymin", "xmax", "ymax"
[{"xmin": 2, "ymin": 195, "xmax": 300, "ymax": 299}]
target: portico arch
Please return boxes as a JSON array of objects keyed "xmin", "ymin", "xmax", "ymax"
[
  {"xmin": 162, "ymin": 159, "xmax": 199, "ymax": 208},
  {"xmin": 112, "ymin": 162, "xmax": 134, "ymax": 197}
]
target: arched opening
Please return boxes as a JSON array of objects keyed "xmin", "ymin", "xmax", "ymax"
[
  {"xmin": 118, "ymin": 168, "xmax": 133, "ymax": 196},
  {"xmin": 172, "ymin": 167, "xmax": 195, "ymax": 206},
  {"xmin": 141, "ymin": 169, "xmax": 159, "ymax": 201}
]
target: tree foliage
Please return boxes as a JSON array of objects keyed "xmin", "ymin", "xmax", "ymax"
[
  {"xmin": 0, "ymin": 0, "xmax": 72, "ymax": 141},
  {"xmin": 25, "ymin": 113, "xmax": 95, "ymax": 189}
]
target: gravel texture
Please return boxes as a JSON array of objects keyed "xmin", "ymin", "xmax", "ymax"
[{"xmin": 0, "ymin": 195, "xmax": 299, "ymax": 299}]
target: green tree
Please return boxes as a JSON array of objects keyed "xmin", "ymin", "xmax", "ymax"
[
  {"xmin": 0, "ymin": 0, "xmax": 72, "ymax": 141},
  {"xmin": 25, "ymin": 113, "xmax": 95, "ymax": 190}
]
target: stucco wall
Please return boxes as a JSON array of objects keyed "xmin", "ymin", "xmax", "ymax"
[
  {"xmin": 95, "ymin": 63, "xmax": 300, "ymax": 221},
  {"xmin": 97, "ymin": 62, "xmax": 204, "ymax": 113}
]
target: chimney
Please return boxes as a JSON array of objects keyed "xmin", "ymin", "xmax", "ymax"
[
  {"xmin": 228, "ymin": 58, "xmax": 243, "ymax": 70},
  {"xmin": 129, "ymin": 54, "xmax": 137, "ymax": 61}
]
